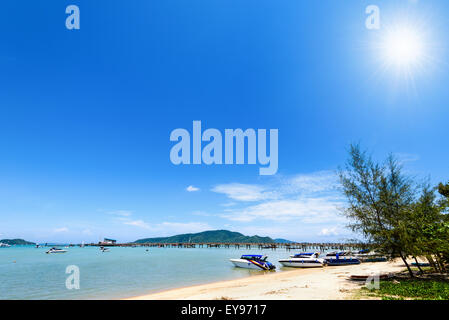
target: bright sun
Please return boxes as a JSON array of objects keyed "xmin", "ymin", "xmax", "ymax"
[{"xmin": 383, "ymin": 27, "xmax": 424, "ymax": 68}]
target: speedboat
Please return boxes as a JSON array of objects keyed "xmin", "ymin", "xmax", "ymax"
[
  {"xmin": 352, "ymin": 250, "xmax": 387, "ymax": 262},
  {"xmin": 323, "ymin": 251, "xmax": 360, "ymax": 266},
  {"xmin": 46, "ymin": 247, "xmax": 67, "ymax": 254},
  {"xmin": 279, "ymin": 252, "xmax": 325, "ymax": 268},
  {"xmin": 0, "ymin": 242, "xmax": 11, "ymax": 248},
  {"xmin": 100, "ymin": 246, "xmax": 110, "ymax": 252},
  {"xmin": 230, "ymin": 255, "xmax": 276, "ymax": 270}
]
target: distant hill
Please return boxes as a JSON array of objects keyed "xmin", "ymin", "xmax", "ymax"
[
  {"xmin": 274, "ymin": 238, "xmax": 294, "ymax": 243},
  {"xmin": 134, "ymin": 230, "xmax": 275, "ymax": 244},
  {"xmin": 0, "ymin": 239, "xmax": 35, "ymax": 245}
]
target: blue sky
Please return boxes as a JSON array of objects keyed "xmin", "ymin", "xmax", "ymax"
[{"xmin": 1, "ymin": 0, "xmax": 448, "ymax": 243}]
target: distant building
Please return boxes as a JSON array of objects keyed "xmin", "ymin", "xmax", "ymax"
[{"xmin": 99, "ymin": 238, "xmax": 117, "ymax": 245}]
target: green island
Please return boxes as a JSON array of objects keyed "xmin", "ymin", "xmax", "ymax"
[
  {"xmin": 0, "ymin": 239, "xmax": 35, "ymax": 245},
  {"xmin": 134, "ymin": 230, "xmax": 286, "ymax": 244}
]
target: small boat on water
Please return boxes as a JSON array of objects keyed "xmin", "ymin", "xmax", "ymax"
[
  {"xmin": 324, "ymin": 251, "xmax": 360, "ymax": 266},
  {"xmin": 100, "ymin": 246, "xmax": 110, "ymax": 252},
  {"xmin": 0, "ymin": 242, "xmax": 11, "ymax": 248},
  {"xmin": 46, "ymin": 247, "xmax": 67, "ymax": 254},
  {"xmin": 279, "ymin": 252, "xmax": 325, "ymax": 268},
  {"xmin": 230, "ymin": 255, "xmax": 276, "ymax": 270}
]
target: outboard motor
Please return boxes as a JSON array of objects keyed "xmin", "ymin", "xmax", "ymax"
[{"xmin": 264, "ymin": 261, "xmax": 276, "ymax": 270}]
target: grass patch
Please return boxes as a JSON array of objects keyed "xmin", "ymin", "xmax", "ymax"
[{"xmin": 361, "ymin": 278, "xmax": 449, "ymax": 300}]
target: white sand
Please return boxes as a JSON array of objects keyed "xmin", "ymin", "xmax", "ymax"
[{"xmin": 126, "ymin": 260, "xmax": 405, "ymax": 300}]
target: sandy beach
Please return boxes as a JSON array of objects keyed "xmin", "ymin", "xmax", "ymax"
[{"xmin": 127, "ymin": 260, "xmax": 406, "ymax": 300}]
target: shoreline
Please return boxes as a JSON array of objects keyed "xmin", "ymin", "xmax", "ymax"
[{"xmin": 125, "ymin": 260, "xmax": 406, "ymax": 300}]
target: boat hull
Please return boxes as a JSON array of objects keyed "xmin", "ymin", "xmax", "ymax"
[
  {"xmin": 230, "ymin": 259, "xmax": 270, "ymax": 270},
  {"xmin": 325, "ymin": 259, "xmax": 360, "ymax": 266},
  {"xmin": 279, "ymin": 259, "xmax": 324, "ymax": 268}
]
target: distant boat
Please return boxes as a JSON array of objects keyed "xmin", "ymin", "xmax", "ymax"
[
  {"xmin": 100, "ymin": 246, "xmax": 110, "ymax": 252},
  {"xmin": 0, "ymin": 242, "xmax": 11, "ymax": 248},
  {"xmin": 230, "ymin": 255, "xmax": 276, "ymax": 270},
  {"xmin": 46, "ymin": 247, "xmax": 67, "ymax": 254},
  {"xmin": 279, "ymin": 252, "xmax": 325, "ymax": 268},
  {"xmin": 412, "ymin": 262, "xmax": 430, "ymax": 267},
  {"xmin": 323, "ymin": 251, "xmax": 360, "ymax": 266},
  {"xmin": 352, "ymin": 250, "xmax": 387, "ymax": 262}
]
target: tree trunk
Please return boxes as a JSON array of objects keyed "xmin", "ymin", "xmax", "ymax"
[
  {"xmin": 413, "ymin": 256, "xmax": 423, "ymax": 275},
  {"xmin": 436, "ymin": 253, "xmax": 447, "ymax": 273},
  {"xmin": 400, "ymin": 253, "xmax": 414, "ymax": 277},
  {"xmin": 426, "ymin": 255, "xmax": 440, "ymax": 273}
]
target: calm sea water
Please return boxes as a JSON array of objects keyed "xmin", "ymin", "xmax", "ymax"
[{"xmin": 0, "ymin": 245, "xmax": 319, "ymax": 300}]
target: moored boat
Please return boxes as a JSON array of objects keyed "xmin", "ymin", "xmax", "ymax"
[
  {"xmin": 352, "ymin": 250, "xmax": 387, "ymax": 262},
  {"xmin": 46, "ymin": 247, "xmax": 67, "ymax": 254},
  {"xmin": 324, "ymin": 251, "xmax": 360, "ymax": 266},
  {"xmin": 230, "ymin": 255, "xmax": 276, "ymax": 270},
  {"xmin": 0, "ymin": 242, "xmax": 11, "ymax": 248},
  {"xmin": 279, "ymin": 252, "xmax": 324, "ymax": 268}
]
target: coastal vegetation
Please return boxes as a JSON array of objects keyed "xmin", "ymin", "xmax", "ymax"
[
  {"xmin": 0, "ymin": 239, "xmax": 35, "ymax": 245},
  {"xmin": 134, "ymin": 230, "xmax": 280, "ymax": 244},
  {"xmin": 361, "ymin": 278, "xmax": 449, "ymax": 300},
  {"xmin": 339, "ymin": 144, "xmax": 449, "ymax": 277}
]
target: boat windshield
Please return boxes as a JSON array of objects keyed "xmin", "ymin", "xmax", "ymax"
[{"xmin": 241, "ymin": 255, "xmax": 267, "ymax": 261}]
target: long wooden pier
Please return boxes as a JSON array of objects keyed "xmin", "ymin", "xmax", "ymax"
[{"xmin": 86, "ymin": 242, "xmax": 365, "ymax": 251}]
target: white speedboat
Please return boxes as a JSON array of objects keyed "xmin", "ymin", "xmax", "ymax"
[
  {"xmin": 46, "ymin": 247, "xmax": 67, "ymax": 254},
  {"xmin": 352, "ymin": 250, "xmax": 387, "ymax": 262},
  {"xmin": 230, "ymin": 255, "xmax": 276, "ymax": 270},
  {"xmin": 0, "ymin": 242, "xmax": 11, "ymax": 248},
  {"xmin": 323, "ymin": 251, "xmax": 360, "ymax": 265},
  {"xmin": 279, "ymin": 252, "xmax": 325, "ymax": 268}
]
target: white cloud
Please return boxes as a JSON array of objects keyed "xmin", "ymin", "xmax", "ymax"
[
  {"xmin": 212, "ymin": 183, "xmax": 277, "ymax": 201},
  {"xmin": 319, "ymin": 227, "xmax": 339, "ymax": 236},
  {"xmin": 186, "ymin": 185, "xmax": 199, "ymax": 192},
  {"xmin": 123, "ymin": 220, "xmax": 151, "ymax": 229},
  {"xmin": 282, "ymin": 171, "xmax": 339, "ymax": 194},
  {"xmin": 214, "ymin": 171, "xmax": 344, "ymax": 225},
  {"xmin": 221, "ymin": 197, "xmax": 344, "ymax": 223},
  {"xmin": 53, "ymin": 227, "xmax": 69, "ymax": 233}
]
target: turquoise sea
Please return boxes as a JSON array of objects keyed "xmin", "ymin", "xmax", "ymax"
[{"xmin": 0, "ymin": 245, "xmax": 312, "ymax": 299}]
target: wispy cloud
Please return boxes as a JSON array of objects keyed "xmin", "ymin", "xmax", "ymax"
[
  {"xmin": 186, "ymin": 185, "xmax": 199, "ymax": 192},
  {"xmin": 123, "ymin": 219, "xmax": 151, "ymax": 229},
  {"xmin": 214, "ymin": 171, "xmax": 345, "ymax": 224},
  {"xmin": 53, "ymin": 227, "xmax": 69, "ymax": 233},
  {"xmin": 394, "ymin": 153, "xmax": 420, "ymax": 164},
  {"xmin": 106, "ymin": 210, "xmax": 133, "ymax": 217},
  {"xmin": 212, "ymin": 183, "xmax": 277, "ymax": 201}
]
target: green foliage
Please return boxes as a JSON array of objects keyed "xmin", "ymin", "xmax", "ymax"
[
  {"xmin": 0, "ymin": 239, "xmax": 35, "ymax": 245},
  {"xmin": 339, "ymin": 145, "xmax": 416, "ymax": 269},
  {"xmin": 339, "ymin": 144, "xmax": 449, "ymax": 276},
  {"xmin": 438, "ymin": 182, "xmax": 449, "ymax": 198},
  {"xmin": 134, "ymin": 230, "xmax": 276, "ymax": 244},
  {"xmin": 363, "ymin": 279, "xmax": 449, "ymax": 300}
]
